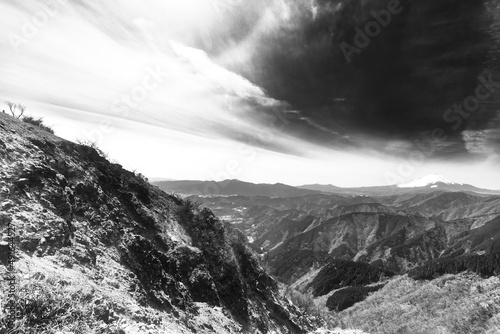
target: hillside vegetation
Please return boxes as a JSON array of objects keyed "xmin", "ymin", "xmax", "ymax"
[
  {"xmin": 326, "ymin": 285, "xmax": 384, "ymax": 312},
  {"xmin": 308, "ymin": 260, "xmax": 393, "ymax": 297},
  {"xmin": 340, "ymin": 273, "xmax": 500, "ymax": 334},
  {"xmin": 408, "ymin": 253, "xmax": 500, "ymax": 280}
]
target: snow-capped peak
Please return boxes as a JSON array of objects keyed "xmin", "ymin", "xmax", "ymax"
[{"xmin": 397, "ymin": 174, "xmax": 460, "ymax": 188}]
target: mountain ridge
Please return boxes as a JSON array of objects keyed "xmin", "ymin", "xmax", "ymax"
[
  {"xmin": 153, "ymin": 177, "xmax": 500, "ymax": 198},
  {"xmin": 299, "ymin": 174, "xmax": 499, "ymax": 196},
  {"xmin": 153, "ymin": 179, "xmax": 323, "ymax": 198},
  {"xmin": 397, "ymin": 174, "xmax": 460, "ymax": 188}
]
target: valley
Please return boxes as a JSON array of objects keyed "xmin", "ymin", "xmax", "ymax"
[{"xmin": 154, "ymin": 177, "xmax": 500, "ymax": 333}]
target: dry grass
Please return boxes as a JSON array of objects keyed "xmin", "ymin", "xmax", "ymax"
[
  {"xmin": 0, "ymin": 270, "xmax": 123, "ymax": 334},
  {"xmin": 0, "ymin": 254, "xmax": 242, "ymax": 334},
  {"xmin": 338, "ymin": 272, "xmax": 500, "ymax": 334}
]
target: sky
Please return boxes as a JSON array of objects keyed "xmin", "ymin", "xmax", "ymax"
[{"xmin": 0, "ymin": 0, "xmax": 499, "ymax": 188}]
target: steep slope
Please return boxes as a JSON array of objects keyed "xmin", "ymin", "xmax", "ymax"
[
  {"xmin": 267, "ymin": 250, "xmax": 334, "ymax": 285},
  {"xmin": 0, "ymin": 113, "xmax": 314, "ymax": 334},
  {"xmin": 189, "ymin": 194, "xmax": 387, "ymax": 251},
  {"xmin": 254, "ymin": 215, "xmax": 316, "ymax": 251},
  {"xmin": 269, "ymin": 213, "xmax": 446, "ymax": 272},
  {"xmin": 443, "ymin": 216, "xmax": 500, "ymax": 257}
]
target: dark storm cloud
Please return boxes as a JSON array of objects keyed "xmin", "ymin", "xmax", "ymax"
[{"xmin": 194, "ymin": 0, "xmax": 500, "ymax": 158}]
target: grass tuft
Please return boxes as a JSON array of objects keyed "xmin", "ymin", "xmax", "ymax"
[
  {"xmin": 0, "ymin": 272, "xmax": 120, "ymax": 334},
  {"xmin": 22, "ymin": 116, "xmax": 54, "ymax": 134}
]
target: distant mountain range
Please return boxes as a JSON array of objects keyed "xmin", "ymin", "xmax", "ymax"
[
  {"xmin": 152, "ymin": 179, "xmax": 321, "ymax": 197},
  {"xmin": 152, "ymin": 174, "xmax": 500, "ymax": 197},
  {"xmin": 147, "ymin": 177, "xmax": 176, "ymax": 182},
  {"xmin": 299, "ymin": 174, "xmax": 500, "ymax": 196},
  {"xmin": 186, "ymin": 186, "xmax": 500, "ymax": 286},
  {"xmin": 149, "ymin": 172, "xmax": 500, "ymax": 318}
]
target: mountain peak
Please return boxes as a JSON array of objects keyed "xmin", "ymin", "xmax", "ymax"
[{"xmin": 397, "ymin": 174, "xmax": 460, "ymax": 188}]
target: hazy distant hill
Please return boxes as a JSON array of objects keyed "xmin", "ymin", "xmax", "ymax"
[
  {"xmin": 154, "ymin": 175, "xmax": 500, "ymax": 200},
  {"xmin": 379, "ymin": 191, "xmax": 500, "ymax": 221},
  {"xmin": 299, "ymin": 179, "xmax": 499, "ymax": 196},
  {"xmin": 152, "ymin": 179, "xmax": 322, "ymax": 197}
]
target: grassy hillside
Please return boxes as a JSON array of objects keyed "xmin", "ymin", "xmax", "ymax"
[{"xmin": 339, "ymin": 273, "xmax": 500, "ymax": 334}]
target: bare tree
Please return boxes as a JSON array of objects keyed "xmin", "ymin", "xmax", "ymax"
[
  {"xmin": 17, "ymin": 103, "xmax": 26, "ymax": 118},
  {"xmin": 5, "ymin": 101, "xmax": 26, "ymax": 119},
  {"xmin": 5, "ymin": 101, "xmax": 15, "ymax": 116}
]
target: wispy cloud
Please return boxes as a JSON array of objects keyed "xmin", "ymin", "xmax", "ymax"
[
  {"xmin": 0, "ymin": 0, "xmax": 499, "ymax": 188},
  {"xmin": 0, "ymin": 0, "xmax": 314, "ymax": 155}
]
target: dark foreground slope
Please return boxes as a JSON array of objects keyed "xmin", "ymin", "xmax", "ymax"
[{"xmin": 0, "ymin": 113, "xmax": 314, "ymax": 334}]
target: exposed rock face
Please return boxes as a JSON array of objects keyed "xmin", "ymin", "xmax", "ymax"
[{"xmin": 0, "ymin": 113, "xmax": 314, "ymax": 333}]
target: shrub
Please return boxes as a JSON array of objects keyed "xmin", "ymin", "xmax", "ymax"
[
  {"xmin": 76, "ymin": 139, "xmax": 108, "ymax": 159},
  {"xmin": 284, "ymin": 288, "xmax": 315, "ymax": 312},
  {"xmin": 134, "ymin": 171, "xmax": 148, "ymax": 182},
  {"xmin": 0, "ymin": 273, "xmax": 106, "ymax": 334},
  {"xmin": 22, "ymin": 116, "xmax": 54, "ymax": 134}
]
